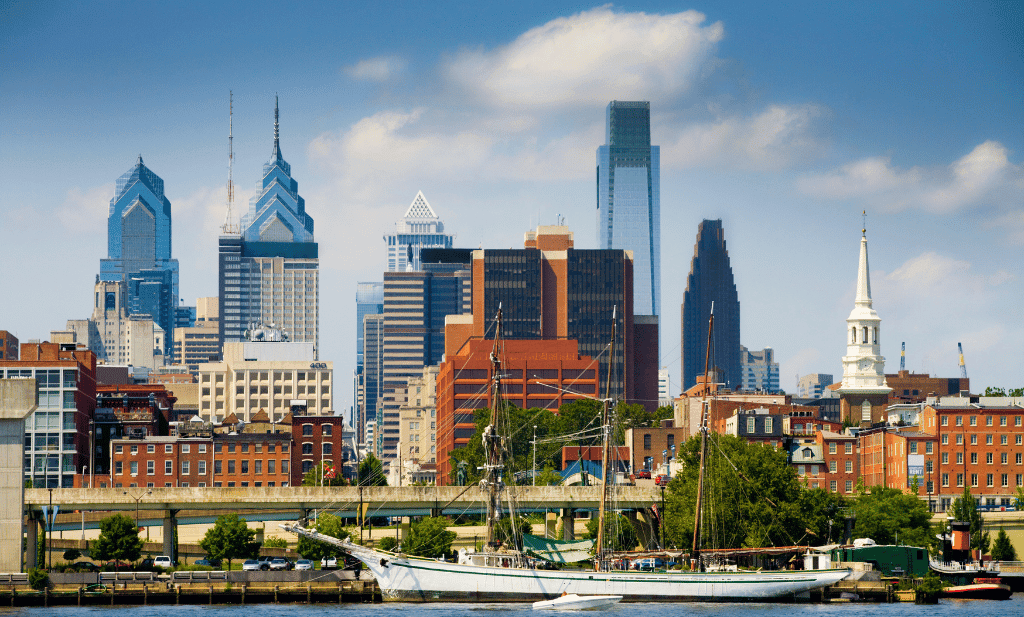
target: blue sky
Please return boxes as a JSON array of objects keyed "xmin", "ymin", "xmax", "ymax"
[{"xmin": 2, "ymin": 1, "xmax": 1021, "ymax": 415}]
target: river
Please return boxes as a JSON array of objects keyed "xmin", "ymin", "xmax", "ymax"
[{"xmin": 0, "ymin": 597, "xmax": 1021, "ymax": 617}]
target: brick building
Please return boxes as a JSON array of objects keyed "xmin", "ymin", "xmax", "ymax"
[
  {"xmin": 0, "ymin": 331, "xmax": 18, "ymax": 360},
  {"xmin": 816, "ymin": 431, "xmax": 860, "ymax": 495},
  {"xmin": 623, "ymin": 426, "xmax": 687, "ymax": 475},
  {"xmin": 93, "ymin": 384, "xmax": 175, "ymax": 475}
]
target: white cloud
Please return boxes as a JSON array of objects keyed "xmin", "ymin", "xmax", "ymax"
[
  {"xmin": 446, "ymin": 6, "xmax": 724, "ymax": 107},
  {"xmin": 56, "ymin": 183, "xmax": 113, "ymax": 234},
  {"xmin": 345, "ymin": 56, "xmax": 406, "ymax": 82},
  {"xmin": 798, "ymin": 140, "xmax": 1023, "ymax": 214},
  {"xmin": 664, "ymin": 104, "xmax": 825, "ymax": 170}
]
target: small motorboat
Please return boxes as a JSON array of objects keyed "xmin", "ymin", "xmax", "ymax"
[
  {"xmin": 533, "ymin": 594, "xmax": 623, "ymax": 610},
  {"xmin": 942, "ymin": 578, "xmax": 1013, "ymax": 600}
]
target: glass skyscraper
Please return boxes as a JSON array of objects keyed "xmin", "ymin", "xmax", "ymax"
[
  {"xmin": 385, "ymin": 191, "xmax": 454, "ymax": 272},
  {"xmin": 219, "ymin": 98, "xmax": 319, "ymax": 354},
  {"xmin": 597, "ymin": 101, "xmax": 661, "ymax": 317},
  {"xmin": 680, "ymin": 219, "xmax": 741, "ymax": 391},
  {"xmin": 99, "ymin": 156, "xmax": 179, "ymax": 355}
]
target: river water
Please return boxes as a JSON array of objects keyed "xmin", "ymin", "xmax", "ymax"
[{"xmin": 0, "ymin": 597, "xmax": 1020, "ymax": 617}]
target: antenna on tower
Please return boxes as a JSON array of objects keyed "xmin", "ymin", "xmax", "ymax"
[
  {"xmin": 958, "ymin": 342, "xmax": 968, "ymax": 379},
  {"xmin": 221, "ymin": 90, "xmax": 239, "ymax": 235},
  {"xmin": 900, "ymin": 342, "xmax": 905, "ymax": 372}
]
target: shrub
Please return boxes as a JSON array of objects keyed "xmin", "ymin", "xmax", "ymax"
[
  {"xmin": 377, "ymin": 536, "xmax": 398, "ymax": 552},
  {"xmin": 28, "ymin": 568, "xmax": 49, "ymax": 591}
]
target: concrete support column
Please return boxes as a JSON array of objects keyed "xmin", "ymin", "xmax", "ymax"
[
  {"xmin": 162, "ymin": 510, "xmax": 178, "ymax": 562},
  {"xmin": 545, "ymin": 512, "xmax": 558, "ymax": 539},
  {"xmin": 0, "ymin": 380, "xmax": 37, "ymax": 573},
  {"xmin": 560, "ymin": 508, "xmax": 575, "ymax": 541},
  {"xmin": 25, "ymin": 516, "xmax": 38, "ymax": 570},
  {"xmin": 400, "ymin": 516, "xmax": 411, "ymax": 545},
  {"xmin": 625, "ymin": 509, "xmax": 657, "ymax": 550}
]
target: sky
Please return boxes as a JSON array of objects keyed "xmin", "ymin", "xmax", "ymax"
[{"xmin": 2, "ymin": 1, "xmax": 1022, "ymax": 420}]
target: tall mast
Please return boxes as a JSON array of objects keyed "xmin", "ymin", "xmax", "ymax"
[
  {"xmin": 221, "ymin": 91, "xmax": 238, "ymax": 234},
  {"xmin": 484, "ymin": 306, "xmax": 505, "ymax": 549},
  {"xmin": 692, "ymin": 302, "xmax": 714, "ymax": 568},
  {"xmin": 594, "ymin": 305, "xmax": 616, "ymax": 571}
]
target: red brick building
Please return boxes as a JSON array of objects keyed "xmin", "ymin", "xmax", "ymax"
[
  {"xmin": 0, "ymin": 331, "xmax": 18, "ymax": 360},
  {"xmin": 816, "ymin": 431, "xmax": 860, "ymax": 495},
  {"xmin": 291, "ymin": 414, "xmax": 348, "ymax": 485},
  {"xmin": 435, "ymin": 338, "xmax": 599, "ymax": 483}
]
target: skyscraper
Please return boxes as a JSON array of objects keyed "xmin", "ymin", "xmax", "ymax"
[
  {"xmin": 385, "ymin": 191, "xmax": 454, "ymax": 272},
  {"xmin": 680, "ymin": 220, "xmax": 741, "ymax": 391},
  {"xmin": 99, "ymin": 156, "xmax": 179, "ymax": 355},
  {"xmin": 597, "ymin": 101, "xmax": 660, "ymax": 316},
  {"xmin": 219, "ymin": 98, "xmax": 319, "ymax": 354}
]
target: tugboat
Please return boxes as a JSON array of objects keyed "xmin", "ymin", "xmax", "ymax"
[{"xmin": 941, "ymin": 577, "xmax": 1012, "ymax": 601}]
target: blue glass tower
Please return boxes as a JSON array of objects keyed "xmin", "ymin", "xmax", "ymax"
[
  {"xmin": 597, "ymin": 101, "xmax": 660, "ymax": 316},
  {"xmin": 100, "ymin": 156, "xmax": 179, "ymax": 355}
]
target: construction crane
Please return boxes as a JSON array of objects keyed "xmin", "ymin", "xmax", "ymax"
[
  {"xmin": 900, "ymin": 342, "xmax": 905, "ymax": 372},
  {"xmin": 958, "ymin": 342, "xmax": 968, "ymax": 379}
]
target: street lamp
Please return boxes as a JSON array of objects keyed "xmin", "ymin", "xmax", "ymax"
[
  {"xmin": 662, "ymin": 450, "xmax": 667, "ymax": 475},
  {"xmin": 124, "ymin": 489, "xmax": 152, "ymax": 530},
  {"xmin": 532, "ymin": 425, "xmax": 537, "ymax": 486},
  {"xmin": 88, "ymin": 421, "xmax": 95, "ymax": 489},
  {"xmin": 669, "ymin": 445, "xmax": 676, "ymax": 478}
]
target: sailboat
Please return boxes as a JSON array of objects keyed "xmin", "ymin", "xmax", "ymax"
[{"xmin": 283, "ymin": 306, "xmax": 849, "ymax": 602}]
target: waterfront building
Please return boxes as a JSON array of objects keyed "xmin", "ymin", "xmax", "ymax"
[
  {"xmin": 99, "ymin": 156, "xmax": 179, "ymax": 356},
  {"xmin": 740, "ymin": 346, "xmax": 780, "ymax": 393},
  {"xmin": 385, "ymin": 191, "xmax": 454, "ymax": 272},
  {"xmin": 680, "ymin": 219, "xmax": 741, "ymax": 391},
  {"xmin": 835, "ymin": 225, "xmax": 891, "ymax": 425},
  {"xmin": 597, "ymin": 101, "xmax": 660, "ymax": 317},
  {"xmin": 0, "ymin": 342, "xmax": 97, "ymax": 488},
  {"xmin": 219, "ymin": 99, "xmax": 318, "ymax": 354}
]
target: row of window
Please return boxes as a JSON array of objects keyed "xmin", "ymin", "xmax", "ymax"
[
  {"xmin": 115, "ymin": 458, "xmax": 291, "ymax": 476},
  {"xmin": 120, "ymin": 481, "xmax": 290, "ymax": 488},
  {"xmin": 941, "ymin": 473, "xmax": 1024, "ymax": 488},
  {"xmin": 942, "ymin": 452, "xmax": 1024, "ymax": 465},
  {"xmin": 114, "ymin": 442, "xmax": 291, "ymax": 454},
  {"xmin": 941, "ymin": 415, "xmax": 1022, "ymax": 427},
  {"xmin": 936, "ymin": 433, "xmax": 1023, "ymax": 446},
  {"xmin": 827, "ymin": 442, "xmax": 856, "ymax": 455}
]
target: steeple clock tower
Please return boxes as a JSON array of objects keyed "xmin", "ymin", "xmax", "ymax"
[{"xmin": 836, "ymin": 216, "xmax": 891, "ymax": 425}]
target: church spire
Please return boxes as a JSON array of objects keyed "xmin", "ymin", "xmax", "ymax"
[{"xmin": 855, "ymin": 211, "xmax": 872, "ymax": 307}]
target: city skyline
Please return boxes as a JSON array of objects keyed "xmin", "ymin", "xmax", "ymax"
[{"xmin": 2, "ymin": 2, "xmax": 1021, "ymax": 410}]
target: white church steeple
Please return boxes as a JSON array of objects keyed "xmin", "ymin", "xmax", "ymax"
[{"xmin": 837, "ymin": 214, "xmax": 891, "ymax": 424}]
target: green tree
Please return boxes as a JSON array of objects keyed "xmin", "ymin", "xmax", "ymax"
[
  {"xmin": 402, "ymin": 516, "xmax": 457, "ymax": 559},
  {"xmin": 91, "ymin": 514, "xmax": 144, "ymax": 566},
  {"xmin": 984, "ymin": 387, "xmax": 1007, "ymax": 396},
  {"xmin": 798, "ymin": 488, "xmax": 848, "ymax": 545},
  {"xmin": 357, "ymin": 453, "xmax": 388, "ymax": 486},
  {"xmin": 614, "ymin": 403, "xmax": 673, "ymax": 443},
  {"xmin": 262, "ymin": 537, "xmax": 287, "ymax": 549},
  {"xmin": 851, "ymin": 486, "xmax": 933, "ymax": 547},
  {"xmin": 951, "ymin": 487, "xmax": 990, "ymax": 555},
  {"xmin": 63, "ymin": 548, "xmax": 82, "ymax": 562},
  {"xmin": 991, "ymin": 528, "xmax": 1017, "ymax": 561},
  {"xmin": 1014, "ymin": 486, "xmax": 1024, "ymax": 511},
  {"xmin": 302, "ymin": 461, "xmax": 348, "ymax": 487},
  {"xmin": 377, "ymin": 536, "xmax": 397, "ymax": 551},
  {"xmin": 199, "ymin": 513, "xmax": 258, "ymax": 570},
  {"xmin": 296, "ymin": 513, "xmax": 349, "ymax": 561},
  {"xmin": 534, "ymin": 464, "xmax": 563, "ymax": 486},
  {"xmin": 584, "ymin": 513, "xmax": 639, "ymax": 552},
  {"xmin": 492, "ymin": 516, "xmax": 534, "ymax": 551}
]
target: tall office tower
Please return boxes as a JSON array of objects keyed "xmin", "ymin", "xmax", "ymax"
[
  {"xmin": 798, "ymin": 373, "xmax": 834, "ymax": 399},
  {"xmin": 67, "ymin": 278, "xmax": 163, "ymax": 368},
  {"xmin": 362, "ymin": 313, "xmax": 385, "ymax": 450},
  {"xmin": 680, "ymin": 219, "xmax": 741, "ymax": 391},
  {"xmin": 172, "ymin": 297, "xmax": 220, "ymax": 373},
  {"xmin": 219, "ymin": 99, "xmax": 319, "ymax": 354},
  {"xmin": 377, "ymin": 250, "xmax": 472, "ymax": 463},
  {"xmin": 597, "ymin": 101, "xmax": 661, "ymax": 316},
  {"xmin": 444, "ymin": 226, "xmax": 658, "ymax": 411},
  {"xmin": 836, "ymin": 224, "xmax": 890, "ymax": 425},
  {"xmin": 354, "ymin": 282, "xmax": 384, "ymax": 439},
  {"xmin": 99, "ymin": 156, "xmax": 179, "ymax": 355},
  {"xmin": 740, "ymin": 346, "xmax": 780, "ymax": 393},
  {"xmin": 385, "ymin": 191, "xmax": 454, "ymax": 272}
]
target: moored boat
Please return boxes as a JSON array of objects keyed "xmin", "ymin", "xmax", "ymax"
[
  {"xmin": 942, "ymin": 577, "xmax": 1012, "ymax": 600},
  {"xmin": 533, "ymin": 593, "xmax": 623, "ymax": 610}
]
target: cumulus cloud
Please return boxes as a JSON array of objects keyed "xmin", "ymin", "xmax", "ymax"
[
  {"xmin": 798, "ymin": 140, "xmax": 1023, "ymax": 214},
  {"xmin": 56, "ymin": 183, "xmax": 114, "ymax": 234},
  {"xmin": 446, "ymin": 6, "xmax": 724, "ymax": 107},
  {"xmin": 345, "ymin": 56, "xmax": 406, "ymax": 82},
  {"xmin": 664, "ymin": 104, "xmax": 825, "ymax": 170}
]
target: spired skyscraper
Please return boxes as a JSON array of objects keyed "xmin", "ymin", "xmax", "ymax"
[
  {"xmin": 597, "ymin": 101, "xmax": 661, "ymax": 317},
  {"xmin": 99, "ymin": 156, "xmax": 179, "ymax": 356},
  {"xmin": 219, "ymin": 98, "xmax": 319, "ymax": 354},
  {"xmin": 680, "ymin": 219, "xmax": 741, "ymax": 391},
  {"xmin": 384, "ymin": 191, "xmax": 454, "ymax": 272}
]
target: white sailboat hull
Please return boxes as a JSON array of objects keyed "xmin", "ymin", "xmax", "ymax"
[{"xmin": 343, "ymin": 542, "xmax": 849, "ymax": 602}]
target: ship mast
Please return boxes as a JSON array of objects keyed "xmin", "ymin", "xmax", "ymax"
[
  {"xmin": 483, "ymin": 306, "xmax": 506, "ymax": 550},
  {"xmin": 594, "ymin": 306, "xmax": 616, "ymax": 571},
  {"xmin": 692, "ymin": 302, "xmax": 714, "ymax": 569}
]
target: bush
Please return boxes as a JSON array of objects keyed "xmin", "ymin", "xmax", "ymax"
[
  {"xmin": 915, "ymin": 574, "xmax": 945, "ymax": 604},
  {"xmin": 63, "ymin": 549, "xmax": 82, "ymax": 562},
  {"xmin": 28, "ymin": 568, "xmax": 49, "ymax": 591},
  {"xmin": 377, "ymin": 536, "xmax": 397, "ymax": 552}
]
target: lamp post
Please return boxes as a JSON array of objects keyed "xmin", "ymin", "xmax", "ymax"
[
  {"xmin": 47, "ymin": 488, "xmax": 53, "ymax": 571},
  {"xmin": 124, "ymin": 489, "xmax": 152, "ymax": 531},
  {"xmin": 532, "ymin": 425, "xmax": 537, "ymax": 486},
  {"xmin": 88, "ymin": 421, "xmax": 95, "ymax": 489},
  {"xmin": 669, "ymin": 445, "xmax": 676, "ymax": 478},
  {"xmin": 662, "ymin": 449, "xmax": 667, "ymax": 476}
]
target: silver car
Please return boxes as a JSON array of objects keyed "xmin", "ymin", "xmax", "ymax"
[
  {"xmin": 242, "ymin": 559, "xmax": 260, "ymax": 571},
  {"xmin": 295, "ymin": 559, "xmax": 313, "ymax": 571}
]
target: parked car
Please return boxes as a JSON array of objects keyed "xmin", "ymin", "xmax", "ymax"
[
  {"xmin": 654, "ymin": 474, "xmax": 671, "ymax": 486},
  {"xmin": 342, "ymin": 555, "xmax": 362, "ymax": 570},
  {"xmin": 242, "ymin": 559, "xmax": 261, "ymax": 571},
  {"xmin": 138, "ymin": 558, "xmax": 155, "ymax": 570},
  {"xmin": 269, "ymin": 557, "xmax": 293, "ymax": 571},
  {"xmin": 154, "ymin": 556, "xmax": 173, "ymax": 568},
  {"xmin": 257, "ymin": 556, "xmax": 274, "ymax": 571},
  {"xmin": 635, "ymin": 469, "xmax": 651, "ymax": 479},
  {"xmin": 294, "ymin": 559, "xmax": 313, "ymax": 571},
  {"xmin": 195, "ymin": 557, "xmax": 222, "ymax": 568},
  {"xmin": 321, "ymin": 556, "xmax": 338, "ymax": 570},
  {"xmin": 69, "ymin": 561, "xmax": 100, "ymax": 572},
  {"xmin": 632, "ymin": 557, "xmax": 665, "ymax": 571}
]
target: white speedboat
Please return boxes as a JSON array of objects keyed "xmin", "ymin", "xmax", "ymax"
[{"xmin": 534, "ymin": 594, "xmax": 623, "ymax": 610}]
